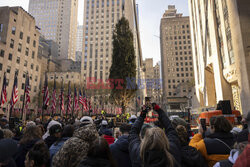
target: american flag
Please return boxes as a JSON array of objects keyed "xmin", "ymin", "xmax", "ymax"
[
  {"xmin": 74, "ymin": 86, "xmax": 79, "ymax": 113},
  {"xmin": 42, "ymin": 74, "xmax": 49, "ymax": 109},
  {"xmin": 25, "ymin": 74, "xmax": 30, "ymax": 109},
  {"xmin": 10, "ymin": 72, "xmax": 18, "ymax": 107},
  {"xmin": 67, "ymin": 81, "xmax": 72, "ymax": 115},
  {"xmin": 79, "ymin": 89, "xmax": 86, "ymax": 109},
  {"xmin": 0, "ymin": 72, "xmax": 7, "ymax": 106},
  {"xmin": 59, "ymin": 81, "xmax": 65, "ymax": 113},
  {"xmin": 51, "ymin": 76, "xmax": 56, "ymax": 112}
]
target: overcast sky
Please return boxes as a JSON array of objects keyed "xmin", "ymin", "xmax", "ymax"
[{"xmin": 0, "ymin": 0, "xmax": 189, "ymax": 65}]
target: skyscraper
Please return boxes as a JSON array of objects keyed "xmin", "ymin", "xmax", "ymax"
[
  {"xmin": 188, "ymin": 0, "xmax": 250, "ymax": 115},
  {"xmin": 160, "ymin": 5, "xmax": 193, "ymax": 99},
  {"xmin": 28, "ymin": 0, "xmax": 78, "ymax": 60},
  {"xmin": 81, "ymin": 0, "xmax": 142, "ymax": 84},
  {"xmin": 76, "ymin": 25, "xmax": 83, "ymax": 61}
]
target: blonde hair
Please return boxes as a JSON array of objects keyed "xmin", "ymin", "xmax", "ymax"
[{"xmin": 140, "ymin": 127, "xmax": 174, "ymax": 167}]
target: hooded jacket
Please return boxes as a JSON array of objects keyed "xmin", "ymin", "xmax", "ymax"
[
  {"xmin": 189, "ymin": 132, "xmax": 235, "ymax": 167},
  {"xmin": 110, "ymin": 135, "xmax": 132, "ymax": 167},
  {"xmin": 52, "ymin": 124, "xmax": 98, "ymax": 167},
  {"xmin": 49, "ymin": 137, "xmax": 70, "ymax": 160},
  {"xmin": 233, "ymin": 134, "xmax": 250, "ymax": 167}
]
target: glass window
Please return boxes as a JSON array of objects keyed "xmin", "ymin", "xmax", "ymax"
[
  {"xmin": 33, "ymin": 40, "xmax": 36, "ymax": 47},
  {"xmin": 12, "ymin": 27, "xmax": 16, "ymax": 35},
  {"xmin": 0, "ymin": 50, "xmax": 4, "ymax": 57},
  {"xmin": 10, "ymin": 39, "xmax": 14, "ymax": 48},
  {"xmin": 0, "ymin": 24, "xmax": 3, "ymax": 32},
  {"xmin": 19, "ymin": 32, "xmax": 23, "ymax": 39},
  {"xmin": 7, "ymin": 66, "xmax": 11, "ymax": 73},
  {"xmin": 18, "ymin": 43, "xmax": 22, "ymax": 52},
  {"xmin": 24, "ymin": 60, "xmax": 27, "ymax": 67},
  {"xmin": 25, "ymin": 48, "xmax": 29, "ymax": 56},
  {"xmin": 32, "ymin": 51, "xmax": 35, "ymax": 59},
  {"xmin": 8, "ymin": 53, "xmax": 12, "ymax": 60},
  {"xmin": 27, "ymin": 36, "xmax": 30, "ymax": 44},
  {"xmin": 16, "ymin": 57, "xmax": 20, "ymax": 64}
]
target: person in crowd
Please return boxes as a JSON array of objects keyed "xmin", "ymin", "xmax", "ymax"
[
  {"xmin": 189, "ymin": 116, "xmax": 235, "ymax": 167},
  {"xmin": 0, "ymin": 117, "xmax": 9, "ymax": 129},
  {"xmin": 44, "ymin": 124, "xmax": 62, "ymax": 148},
  {"xmin": 24, "ymin": 141, "xmax": 50, "ymax": 167},
  {"xmin": 52, "ymin": 116, "xmax": 98, "ymax": 167},
  {"xmin": 129, "ymin": 104, "xmax": 181, "ymax": 167},
  {"xmin": 233, "ymin": 111, "xmax": 250, "ymax": 167},
  {"xmin": 99, "ymin": 120, "xmax": 115, "ymax": 145},
  {"xmin": 14, "ymin": 125, "xmax": 42, "ymax": 167},
  {"xmin": 129, "ymin": 115, "xmax": 137, "ymax": 125},
  {"xmin": 0, "ymin": 138, "xmax": 18, "ymax": 167},
  {"xmin": 35, "ymin": 118, "xmax": 41, "ymax": 125},
  {"xmin": 42, "ymin": 120, "xmax": 61, "ymax": 140},
  {"xmin": 78, "ymin": 137, "xmax": 116, "ymax": 167},
  {"xmin": 2, "ymin": 129, "xmax": 14, "ymax": 139},
  {"xmin": 26, "ymin": 121, "xmax": 36, "ymax": 128},
  {"xmin": 176, "ymin": 125, "xmax": 208, "ymax": 167},
  {"xmin": 49, "ymin": 125, "xmax": 74, "ymax": 160},
  {"xmin": 110, "ymin": 123, "xmax": 132, "ymax": 167}
]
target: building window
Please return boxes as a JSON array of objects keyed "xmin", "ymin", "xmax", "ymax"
[
  {"xmin": 25, "ymin": 48, "xmax": 29, "ymax": 56},
  {"xmin": 31, "ymin": 64, "xmax": 34, "ymax": 69},
  {"xmin": 12, "ymin": 27, "xmax": 16, "ymax": 35},
  {"xmin": 7, "ymin": 66, "xmax": 11, "ymax": 73},
  {"xmin": 18, "ymin": 43, "xmax": 22, "ymax": 52},
  {"xmin": 8, "ymin": 53, "xmax": 12, "ymax": 61},
  {"xmin": 0, "ymin": 50, "xmax": 4, "ymax": 57},
  {"xmin": 27, "ymin": 36, "xmax": 30, "ymax": 44},
  {"xmin": 19, "ymin": 32, "xmax": 23, "ymax": 39},
  {"xmin": 10, "ymin": 39, "xmax": 14, "ymax": 48},
  {"xmin": 0, "ymin": 63, "xmax": 2, "ymax": 71},
  {"xmin": 22, "ymin": 83, "xmax": 25, "ymax": 90},
  {"xmin": 32, "ymin": 51, "xmax": 35, "ymax": 59},
  {"xmin": 24, "ymin": 60, "xmax": 27, "ymax": 67},
  {"xmin": 36, "ymin": 66, "xmax": 39, "ymax": 71},
  {"xmin": 0, "ymin": 24, "xmax": 3, "ymax": 32},
  {"xmin": 33, "ymin": 40, "xmax": 36, "ymax": 47},
  {"xmin": 16, "ymin": 57, "xmax": 20, "ymax": 64}
]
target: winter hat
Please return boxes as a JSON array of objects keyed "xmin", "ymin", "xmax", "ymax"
[
  {"xmin": 42, "ymin": 120, "xmax": 62, "ymax": 139},
  {"xmin": 101, "ymin": 120, "xmax": 108, "ymax": 126},
  {"xmin": 236, "ymin": 129, "xmax": 249, "ymax": 143},
  {"xmin": 130, "ymin": 115, "xmax": 137, "ymax": 120},
  {"xmin": 80, "ymin": 116, "xmax": 94, "ymax": 125},
  {"xmin": 171, "ymin": 117, "xmax": 188, "ymax": 129},
  {"xmin": 26, "ymin": 121, "xmax": 36, "ymax": 128},
  {"xmin": 0, "ymin": 117, "xmax": 8, "ymax": 123},
  {"xmin": 0, "ymin": 139, "xmax": 17, "ymax": 162}
]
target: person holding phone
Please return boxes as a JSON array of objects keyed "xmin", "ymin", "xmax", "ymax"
[
  {"xmin": 128, "ymin": 103, "xmax": 181, "ymax": 167},
  {"xmin": 189, "ymin": 116, "xmax": 235, "ymax": 167}
]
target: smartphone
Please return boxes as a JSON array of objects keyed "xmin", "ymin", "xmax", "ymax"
[
  {"xmin": 200, "ymin": 118, "xmax": 207, "ymax": 131},
  {"xmin": 145, "ymin": 97, "xmax": 151, "ymax": 110}
]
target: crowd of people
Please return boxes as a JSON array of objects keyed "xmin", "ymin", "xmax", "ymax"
[{"xmin": 0, "ymin": 104, "xmax": 249, "ymax": 167}]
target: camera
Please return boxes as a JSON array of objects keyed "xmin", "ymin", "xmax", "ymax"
[{"xmin": 145, "ymin": 97, "xmax": 152, "ymax": 111}]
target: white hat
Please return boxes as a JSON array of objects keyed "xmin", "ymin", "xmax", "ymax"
[
  {"xmin": 130, "ymin": 115, "xmax": 137, "ymax": 120},
  {"xmin": 101, "ymin": 120, "xmax": 108, "ymax": 125},
  {"xmin": 42, "ymin": 120, "xmax": 62, "ymax": 140},
  {"xmin": 80, "ymin": 116, "xmax": 94, "ymax": 125}
]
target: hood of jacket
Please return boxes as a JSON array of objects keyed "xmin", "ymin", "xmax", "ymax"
[
  {"xmin": 207, "ymin": 132, "xmax": 235, "ymax": 146},
  {"xmin": 73, "ymin": 124, "xmax": 98, "ymax": 142},
  {"xmin": 144, "ymin": 150, "xmax": 168, "ymax": 167},
  {"xmin": 79, "ymin": 157, "xmax": 111, "ymax": 167},
  {"xmin": 112, "ymin": 135, "xmax": 129, "ymax": 152}
]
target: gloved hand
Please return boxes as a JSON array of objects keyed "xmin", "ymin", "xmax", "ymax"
[
  {"xmin": 152, "ymin": 103, "xmax": 160, "ymax": 111},
  {"xmin": 140, "ymin": 105, "xmax": 148, "ymax": 118}
]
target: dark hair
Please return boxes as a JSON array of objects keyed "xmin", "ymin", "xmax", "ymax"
[
  {"xmin": 209, "ymin": 116, "xmax": 217, "ymax": 126},
  {"xmin": 27, "ymin": 141, "xmax": 50, "ymax": 167},
  {"xmin": 20, "ymin": 126, "xmax": 42, "ymax": 144},
  {"xmin": 62, "ymin": 125, "xmax": 74, "ymax": 138},
  {"xmin": 88, "ymin": 137, "xmax": 116, "ymax": 167},
  {"xmin": 140, "ymin": 124, "xmax": 153, "ymax": 139},
  {"xmin": 49, "ymin": 124, "xmax": 62, "ymax": 136},
  {"xmin": 176, "ymin": 125, "xmax": 189, "ymax": 145},
  {"xmin": 213, "ymin": 116, "xmax": 232, "ymax": 133},
  {"xmin": 119, "ymin": 123, "xmax": 131, "ymax": 134}
]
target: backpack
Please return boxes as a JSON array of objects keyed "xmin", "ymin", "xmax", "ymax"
[{"xmin": 181, "ymin": 145, "xmax": 208, "ymax": 167}]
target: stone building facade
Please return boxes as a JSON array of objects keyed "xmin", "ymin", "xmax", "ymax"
[{"xmin": 188, "ymin": 0, "xmax": 250, "ymax": 116}]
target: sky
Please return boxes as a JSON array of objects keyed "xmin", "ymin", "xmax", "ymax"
[{"xmin": 0, "ymin": 0, "xmax": 189, "ymax": 65}]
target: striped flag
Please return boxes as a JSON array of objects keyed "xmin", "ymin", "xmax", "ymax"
[
  {"xmin": 0, "ymin": 72, "xmax": 7, "ymax": 106},
  {"xmin": 10, "ymin": 72, "xmax": 18, "ymax": 107},
  {"xmin": 42, "ymin": 73, "xmax": 49, "ymax": 109},
  {"xmin": 25, "ymin": 74, "xmax": 30, "ymax": 109},
  {"xmin": 67, "ymin": 81, "xmax": 72, "ymax": 115},
  {"xmin": 59, "ymin": 80, "xmax": 65, "ymax": 113},
  {"xmin": 79, "ymin": 89, "xmax": 87, "ymax": 110},
  {"xmin": 74, "ymin": 86, "xmax": 79, "ymax": 113},
  {"xmin": 51, "ymin": 76, "xmax": 56, "ymax": 112}
]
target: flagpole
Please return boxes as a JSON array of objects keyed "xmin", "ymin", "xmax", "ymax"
[
  {"xmin": 72, "ymin": 85, "xmax": 75, "ymax": 118},
  {"xmin": 42, "ymin": 72, "xmax": 46, "ymax": 122},
  {"xmin": 60, "ymin": 77, "xmax": 63, "ymax": 117},
  {"xmin": 9, "ymin": 71, "xmax": 18, "ymax": 119},
  {"xmin": 21, "ymin": 73, "xmax": 28, "ymax": 121}
]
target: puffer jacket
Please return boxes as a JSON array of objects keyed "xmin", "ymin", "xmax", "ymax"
[
  {"xmin": 213, "ymin": 149, "xmax": 239, "ymax": 167},
  {"xmin": 52, "ymin": 124, "xmax": 98, "ymax": 167},
  {"xmin": 189, "ymin": 132, "xmax": 235, "ymax": 167}
]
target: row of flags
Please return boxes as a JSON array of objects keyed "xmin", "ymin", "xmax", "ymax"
[
  {"xmin": 0, "ymin": 72, "xmax": 92, "ymax": 117},
  {"xmin": 43, "ymin": 74, "xmax": 91, "ymax": 116}
]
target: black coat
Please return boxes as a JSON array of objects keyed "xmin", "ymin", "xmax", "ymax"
[
  {"xmin": 78, "ymin": 157, "xmax": 112, "ymax": 167},
  {"xmin": 110, "ymin": 135, "xmax": 132, "ymax": 167},
  {"xmin": 128, "ymin": 108, "xmax": 181, "ymax": 167},
  {"xmin": 44, "ymin": 135, "xmax": 58, "ymax": 148}
]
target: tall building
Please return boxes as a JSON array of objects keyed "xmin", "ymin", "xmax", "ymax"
[
  {"xmin": 81, "ymin": 0, "xmax": 142, "ymax": 84},
  {"xmin": 188, "ymin": 0, "xmax": 250, "ymax": 115},
  {"xmin": 28, "ymin": 0, "xmax": 78, "ymax": 60},
  {"xmin": 142, "ymin": 58, "xmax": 154, "ymax": 97},
  {"xmin": 0, "ymin": 6, "xmax": 41, "ymax": 110},
  {"xmin": 160, "ymin": 6, "xmax": 194, "ymax": 100},
  {"xmin": 153, "ymin": 62, "xmax": 162, "ymax": 104},
  {"xmin": 75, "ymin": 25, "xmax": 83, "ymax": 62}
]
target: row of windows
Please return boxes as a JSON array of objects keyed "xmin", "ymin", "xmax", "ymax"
[{"xmin": 166, "ymin": 35, "xmax": 191, "ymax": 40}]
